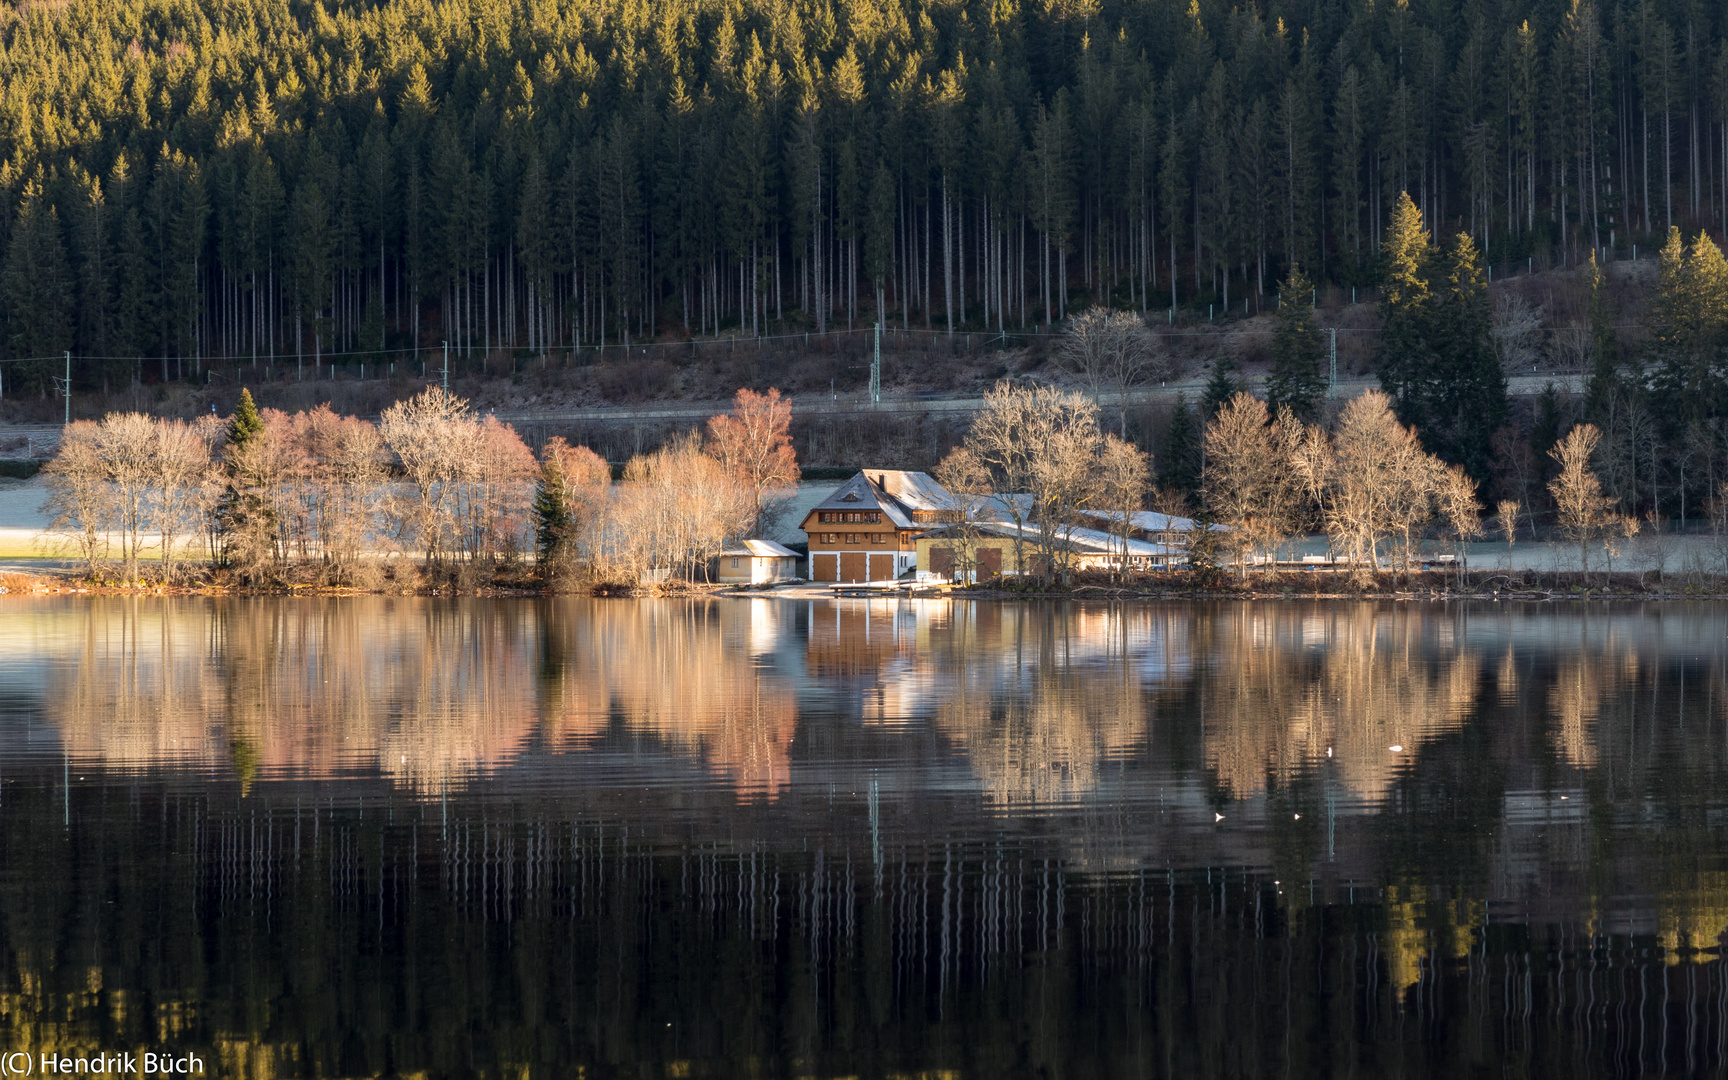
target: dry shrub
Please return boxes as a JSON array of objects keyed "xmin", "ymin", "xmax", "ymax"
[
  {"xmin": 0, "ymin": 571, "xmax": 48, "ymax": 593},
  {"xmin": 594, "ymin": 360, "xmax": 675, "ymax": 400}
]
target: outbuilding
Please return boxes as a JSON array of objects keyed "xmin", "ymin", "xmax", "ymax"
[{"xmin": 715, "ymin": 539, "xmax": 802, "ymax": 584}]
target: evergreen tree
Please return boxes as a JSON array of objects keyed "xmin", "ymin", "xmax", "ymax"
[
  {"xmin": 1583, "ymin": 253, "xmax": 1621, "ymax": 424},
  {"xmin": 1159, "ymin": 392, "xmax": 1200, "ymax": 495},
  {"xmin": 1376, "ymin": 193, "xmax": 1506, "ymax": 477},
  {"xmin": 1265, "ymin": 265, "xmax": 1326, "ymax": 422},
  {"xmin": 0, "ymin": 180, "xmax": 73, "ymax": 394},
  {"xmin": 227, "ymin": 386, "xmax": 264, "ymax": 447},
  {"xmin": 1652, "ymin": 227, "xmax": 1728, "ymax": 423},
  {"xmin": 218, "ymin": 387, "xmax": 273, "ymax": 575},
  {"xmin": 1201, "ymin": 359, "xmax": 1239, "ymax": 419},
  {"xmin": 1424, "ymin": 231, "xmax": 1506, "ymax": 478},
  {"xmin": 533, "ymin": 451, "xmax": 572, "ymax": 565}
]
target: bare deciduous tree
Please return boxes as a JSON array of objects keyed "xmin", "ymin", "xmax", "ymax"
[
  {"xmin": 302, "ymin": 405, "xmax": 387, "ymax": 577},
  {"xmin": 1323, "ymin": 390, "xmax": 1441, "ymax": 578},
  {"xmin": 39, "ymin": 420, "xmax": 107, "ymax": 575},
  {"xmin": 1061, "ymin": 307, "xmax": 1168, "ymax": 435},
  {"xmin": 1496, "ymin": 499, "xmax": 1520, "ymax": 563},
  {"xmin": 96, "ymin": 413, "xmax": 157, "ymax": 582},
  {"xmin": 1490, "ymin": 292, "xmax": 1546, "ymax": 373},
  {"xmin": 1095, "ymin": 433, "xmax": 1151, "ymax": 580},
  {"xmin": 933, "ymin": 445, "xmax": 994, "ymax": 583},
  {"xmin": 1548, "ymin": 423, "xmax": 1614, "ymax": 574},
  {"xmin": 152, "ymin": 418, "xmax": 213, "ymax": 582},
  {"xmin": 1202, "ymin": 392, "xmax": 1277, "ymax": 573},
  {"xmin": 1437, "ymin": 464, "xmax": 1481, "ymax": 586},
  {"xmin": 609, "ymin": 434, "xmax": 753, "ymax": 584},
  {"xmin": 379, "ymin": 386, "xmax": 477, "ymax": 563},
  {"xmin": 706, "ymin": 387, "xmax": 799, "ymax": 537}
]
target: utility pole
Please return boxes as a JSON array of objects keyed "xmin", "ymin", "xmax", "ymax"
[
  {"xmin": 1329, "ymin": 329, "xmax": 1338, "ymax": 395},
  {"xmin": 871, "ymin": 321, "xmax": 881, "ymax": 407},
  {"xmin": 442, "ymin": 340, "xmax": 449, "ymax": 392},
  {"xmin": 56, "ymin": 351, "xmax": 70, "ymax": 425}
]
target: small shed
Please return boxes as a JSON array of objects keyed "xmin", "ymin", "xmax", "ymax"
[{"xmin": 716, "ymin": 539, "xmax": 802, "ymax": 584}]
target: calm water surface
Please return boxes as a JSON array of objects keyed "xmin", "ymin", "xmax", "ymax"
[{"xmin": 1, "ymin": 596, "xmax": 1726, "ymax": 1078}]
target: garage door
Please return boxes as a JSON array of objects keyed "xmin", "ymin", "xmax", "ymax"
[
  {"xmin": 839, "ymin": 551, "xmax": 867, "ymax": 582},
  {"xmin": 977, "ymin": 547, "xmax": 1003, "ymax": 581},
  {"xmin": 812, "ymin": 553, "xmax": 838, "ymax": 582},
  {"xmin": 929, "ymin": 546, "xmax": 955, "ymax": 577},
  {"xmin": 869, "ymin": 553, "xmax": 897, "ymax": 581}
]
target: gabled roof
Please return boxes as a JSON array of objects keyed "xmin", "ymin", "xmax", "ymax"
[
  {"xmin": 738, "ymin": 539, "xmax": 799, "ymax": 558},
  {"xmin": 862, "ymin": 470, "xmax": 955, "ymax": 513},
  {"xmin": 805, "ymin": 471, "xmax": 954, "ymax": 530}
]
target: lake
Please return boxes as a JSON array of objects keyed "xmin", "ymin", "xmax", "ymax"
[{"xmin": 1, "ymin": 596, "xmax": 1725, "ymax": 1077}]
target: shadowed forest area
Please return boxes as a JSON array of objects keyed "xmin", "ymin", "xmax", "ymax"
[{"xmin": 2, "ymin": 0, "xmax": 1727, "ymax": 370}]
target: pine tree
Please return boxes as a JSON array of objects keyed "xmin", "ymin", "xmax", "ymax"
[{"xmin": 1265, "ymin": 265, "xmax": 1326, "ymax": 422}]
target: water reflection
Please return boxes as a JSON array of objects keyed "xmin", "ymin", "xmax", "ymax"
[{"xmin": 4, "ymin": 597, "xmax": 1728, "ymax": 1075}]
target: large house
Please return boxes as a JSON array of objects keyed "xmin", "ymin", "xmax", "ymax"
[{"xmin": 800, "ymin": 470, "xmax": 955, "ymax": 582}]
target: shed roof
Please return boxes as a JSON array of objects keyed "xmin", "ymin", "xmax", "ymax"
[{"xmin": 917, "ymin": 520, "xmax": 1182, "ymax": 558}]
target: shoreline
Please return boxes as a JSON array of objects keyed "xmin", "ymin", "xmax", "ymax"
[{"xmin": 6, "ymin": 566, "xmax": 1728, "ymax": 602}]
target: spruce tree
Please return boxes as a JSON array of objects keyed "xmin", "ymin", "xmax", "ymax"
[
  {"xmin": 227, "ymin": 387, "xmax": 264, "ymax": 447},
  {"xmin": 1201, "ymin": 359, "xmax": 1239, "ymax": 419},
  {"xmin": 1375, "ymin": 193, "xmax": 1506, "ymax": 477},
  {"xmin": 533, "ymin": 452, "xmax": 572, "ymax": 566},
  {"xmin": 1265, "ymin": 265, "xmax": 1327, "ymax": 422},
  {"xmin": 1375, "ymin": 191, "xmax": 1434, "ymax": 423},
  {"xmin": 1159, "ymin": 393, "xmax": 1201, "ymax": 496},
  {"xmin": 1653, "ymin": 229, "xmax": 1728, "ymax": 423},
  {"xmin": 1582, "ymin": 253, "xmax": 1621, "ymax": 424},
  {"xmin": 1425, "ymin": 231, "xmax": 1506, "ymax": 478},
  {"xmin": 218, "ymin": 387, "xmax": 272, "ymax": 575}
]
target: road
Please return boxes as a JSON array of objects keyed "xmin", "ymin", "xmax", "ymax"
[{"xmin": 0, "ymin": 370, "xmax": 1586, "ymax": 451}]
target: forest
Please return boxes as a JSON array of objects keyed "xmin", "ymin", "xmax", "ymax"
[{"xmin": 1, "ymin": 0, "xmax": 1725, "ymax": 381}]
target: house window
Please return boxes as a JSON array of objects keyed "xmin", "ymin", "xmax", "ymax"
[{"xmin": 731, "ymin": 557, "xmax": 740, "ymax": 568}]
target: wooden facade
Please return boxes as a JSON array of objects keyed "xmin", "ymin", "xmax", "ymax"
[{"xmin": 800, "ymin": 471, "xmax": 951, "ymax": 583}]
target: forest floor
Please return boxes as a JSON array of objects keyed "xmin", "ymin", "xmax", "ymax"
[{"xmin": 0, "ymin": 256, "xmax": 1646, "ymax": 436}]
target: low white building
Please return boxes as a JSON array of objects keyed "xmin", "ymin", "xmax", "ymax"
[{"xmin": 715, "ymin": 539, "xmax": 802, "ymax": 584}]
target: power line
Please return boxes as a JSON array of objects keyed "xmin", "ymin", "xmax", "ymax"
[{"xmin": 0, "ymin": 320, "xmax": 1677, "ymax": 367}]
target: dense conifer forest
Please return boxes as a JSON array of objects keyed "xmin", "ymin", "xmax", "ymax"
[{"xmin": 2, "ymin": 0, "xmax": 1725, "ymax": 395}]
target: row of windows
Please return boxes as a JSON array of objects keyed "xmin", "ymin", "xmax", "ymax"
[
  {"xmin": 818, "ymin": 511, "xmax": 880, "ymax": 524},
  {"xmin": 818, "ymin": 533, "xmax": 894, "ymax": 545}
]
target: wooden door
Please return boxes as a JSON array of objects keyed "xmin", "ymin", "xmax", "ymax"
[
  {"xmin": 839, "ymin": 551, "xmax": 867, "ymax": 582},
  {"xmin": 813, "ymin": 553, "xmax": 838, "ymax": 581},
  {"xmin": 869, "ymin": 553, "xmax": 896, "ymax": 581},
  {"xmin": 977, "ymin": 547, "xmax": 1002, "ymax": 580},
  {"xmin": 929, "ymin": 546, "xmax": 955, "ymax": 577}
]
